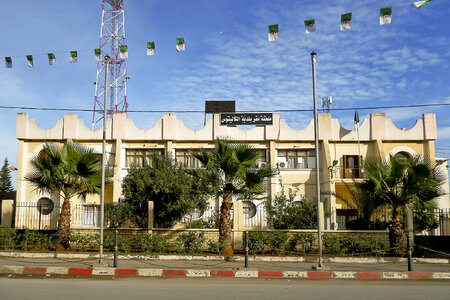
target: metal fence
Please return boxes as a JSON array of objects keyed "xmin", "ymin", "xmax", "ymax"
[{"xmin": 14, "ymin": 202, "xmax": 101, "ymax": 230}]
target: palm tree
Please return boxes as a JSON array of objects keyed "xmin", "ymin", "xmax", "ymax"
[
  {"xmin": 363, "ymin": 155, "xmax": 443, "ymax": 256},
  {"xmin": 26, "ymin": 142, "xmax": 105, "ymax": 251},
  {"xmin": 192, "ymin": 139, "xmax": 276, "ymax": 255}
]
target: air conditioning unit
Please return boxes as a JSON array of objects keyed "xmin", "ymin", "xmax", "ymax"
[
  {"xmin": 278, "ymin": 162, "xmax": 287, "ymax": 168},
  {"xmin": 258, "ymin": 162, "xmax": 267, "ymax": 168}
]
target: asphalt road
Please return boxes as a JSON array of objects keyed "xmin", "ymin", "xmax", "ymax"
[{"xmin": 1, "ymin": 278, "xmax": 450, "ymax": 300}]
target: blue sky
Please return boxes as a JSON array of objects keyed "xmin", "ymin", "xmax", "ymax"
[{"xmin": 1, "ymin": 0, "xmax": 450, "ymax": 186}]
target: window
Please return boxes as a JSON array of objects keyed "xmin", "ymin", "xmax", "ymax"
[
  {"xmin": 342, "ymin": 155, "xmax": 362, "ymax": 178},
  {"xmin": 175, "ymin": 149, "xmax": 203, "ymax": 168},
  {"xmin": 256, "ymin": 149, "xmax": 267, "ymax": 163},
  {"xmin": 394, "ymin": 151, "xmax": 410, "ymax": 163},
  {"xmin": 242, "ymin": 201, "xmax": 257, "ymax": 219},
  {"xmin": 277, "ymin": 149, "xmax": 316, "ymax": 169},
  {"xmin": 125, "ymin": 149, "xmax": 164, "ymax": 167}
]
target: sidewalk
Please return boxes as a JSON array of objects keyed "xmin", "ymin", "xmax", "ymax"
[{"xmin": 1, "ymin": 251, "xmax": 449, "ymax": 280}]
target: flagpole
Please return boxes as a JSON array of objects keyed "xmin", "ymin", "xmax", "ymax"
[
  {"xmin": 311, "ymin": 51, "xmax": 323, "ymax": 269},
  {"xmin": 355, "ymin": 109, "xmax": 361, "ymax": 172}
]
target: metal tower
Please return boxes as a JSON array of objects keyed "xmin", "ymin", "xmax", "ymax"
[{"xmin": 92, "ymin": 0, "xmax": 129, "ymax": 127}]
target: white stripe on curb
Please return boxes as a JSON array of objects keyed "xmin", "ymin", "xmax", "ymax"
[
  {"xmin": 282, "ymin": 271, "xmax": 308, "ymax": 278},
  {"xmin": 432, "ymin": 272, "xmax": 450, "ymax": 279},
  {"xmin": 186, "ymin": 269, "xmax": 210, "ymax": 277},
  {"xmin": 46, "ymin": 267, "xmax": 69, "ymax": 275},
  {"xmin": 332, "ymin": 271, "xmax": 357, "ymax": 279},
  {"xmin": 235, "ymin": 270, "xmax": 258, "ymax": 278},
  {"xmin": 92, "ymin": 268, "xmax": 115, "ymax": 276},
  {"xmin": 0, "ymin": 265, "xmax": 24, "ymax": 274},
  {"xmin": 382, "ymin": 272, "xmax": 409, "ymax": 279},
  {"xmin": 137, "ymin": 269, "xmax": 163, "ymax": 277}
]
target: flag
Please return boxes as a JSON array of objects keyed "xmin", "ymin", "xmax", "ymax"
[
  {"xmin": 268, "ymin": 24, "xmax": 279, "ymax": 41},
  {"xmin": 95, "ymin": 48, "xmax": 102, "ymax": 62},
  {"xmin": 5, "ymin": 57, "xmax": 12, "ymax": 68},
  {"xmin": 120, "ymin": 45, "xmax": 128, "ymax": 59},
  {"xmin": 304, "ymin": 19, "xmax": 316, "ymax": 34},
  {"xmin": 354, "ymin": 110, "xmax": 360, "ymax": 130},
  {"xmin": 48, "ymin": 53, "xmax": 56, "ymax": 65},
  {"xmin": 147, "ymin": 42, "xmax": 155, "ymax": 56},
  {"xmin": 380, "ymin": 7, "xmax": 392, "ymax": 25},
  {"xmin": 341, "ymin": 13, "xmax": 352, "ymax": 30},
  {"xmin": 176, "ymin": 38, "xmax": 185, "ymax": 52},
  {"xmin": 27, "ymin": 55, "xmax": 34, "ymax": 67},
  {"xmin": 70, "ymin": 51, "xmax": 78, "ymax": 63},
  {"xmin": 412, "ymin": 0, "xmax": 432, "ymax": 8}
]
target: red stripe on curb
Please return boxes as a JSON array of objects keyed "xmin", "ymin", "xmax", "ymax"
[
  {"xmin": 23, "ymin": 267, "xmax": 47, "ymax": 275},
  {"xmin": 163, "ymin": 269, "xmax": 187, "ymax": 277},
  {"xmin": 307, "ymin": 271, "xmax": 331, "ymax": 279},
  {"xmin": 115, "ymin": 269, "xmax": 138, "ymax": 276},
  {"xmin": 408, "ymin": 272, "xmax": 433, "ymax": 280},
  {"xmin": 258, "ymin": 271, "xmax": 283, "ymax": 278},
  {"xmin": 357, "ymin": 272, "xmax": 381, "ymax": 279},
  {"xmin": 68, "ymin": 268, "xmax": 93, "ymax": 275},
  {"xmin": 210, "ymin": 270, "xmax": 235, "ymax": 277}
]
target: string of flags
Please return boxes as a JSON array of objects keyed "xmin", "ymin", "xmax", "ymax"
[{"xmin": 3, "ymin": 1, "xmax": 434, "ymax": 68}]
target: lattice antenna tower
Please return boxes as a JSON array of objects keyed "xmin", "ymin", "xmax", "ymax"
[{"xmin": 92, "ymin": 0, "xmax": 129, "ymax": 127}]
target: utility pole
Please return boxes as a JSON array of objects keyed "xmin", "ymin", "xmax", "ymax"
[
  {"xmin": 311, "ymin": 51, "xmax": 323, "ymax": 268},
  {"xmin": 99, "ymin": 55, "xmax": 110, "ymax": 265}
]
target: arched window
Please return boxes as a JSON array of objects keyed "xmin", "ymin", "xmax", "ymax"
[{"xmin": 394, "ymin": 151, "xmax": 410, "ymax": 163}]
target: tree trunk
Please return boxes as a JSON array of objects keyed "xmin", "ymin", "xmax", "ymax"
[
  {"xmin": 388, "ymin": 207, "xmax": 405, "ymax": 257},
  {"xmin": 219, "ymin": 193, "xmax": 233, "ymax": 256},
  {"xmin": 56, "ymin": 197, "xmax": 71, "ymax": 251}
]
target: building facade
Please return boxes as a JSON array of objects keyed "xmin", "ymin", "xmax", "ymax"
[{"xmin": 14, "ymin": 112, "xmax": 450, "ymax": 230}]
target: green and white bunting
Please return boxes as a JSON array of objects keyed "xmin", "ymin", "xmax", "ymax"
[
  {"xmin": 304, "ymin": 19, "xmax": 316, "ymax": 34},
  {"xmin": 120, "ymin": 45, "xmax": 128, "ymax": 59},
  {"xmin": 340, "ymin": 13, "xmax": 352, "ymax": 30},
  {"xmin": 268, "ymin": 24, "xmax": 279, "ymax": 41},
  {"xmin": 176, "ymin": 38, "xmax": 185, "ymax": 52},
  {"xmin": 27, "ymin": 55, "xmax": 34, "ymax": 67},
  {"xmin": 5, "ymin": 57, "xmax": 12, "ymax": 68},
  {"xmin": 147, "ymin": 42, "xmax": 155, "ymax": 56},
  {"xmin": 412, "ymin": 0, "xmax": 432, "ymax": 8},
  {"xmin": 48, "ymin": 53, "xmax": 56, "ymax": 65},
  {"xmin": 70, "ymin": 51, "xmax": 78, "ymax": 63},
  {"xmin": 380, "ymin": 7, "xmax": 392, "ymax": 25},
  {"xmin": 95, "ymin": 48, "xmax": 102, "ymax": 62}
]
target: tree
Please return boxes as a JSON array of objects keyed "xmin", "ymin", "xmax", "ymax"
[
  {"xmin": 192, "ymin": 139, "xmax": 276, "ymax": 255},
  {"xmin": 25, "ymin": 142, "xmax": 105, "ymax": 251},
  {"xmin": 121, "ymin": 154, "xmax": 207, "ymax": 228},
  {"xmin": 361, "ymin": 155, "xmax": 443, "ymax": 256},
  {"xmin": 266, "ymin": 185, "xmax": 317, "ymax": 229},
  {"xmin": 0, "ymin": 158, "xmax": 14, "ymax": 198}
]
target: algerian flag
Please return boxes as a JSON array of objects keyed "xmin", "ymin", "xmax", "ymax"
[
  {"xmin": 120, "ymin": 45, "xmax": 128, "ymax": 59},
  {"xmin": 176, "ymin": 38, "xmax": 185, "ymax": 52},
  {"xmin": 27, "ymin": 55, "xmax": 34, "ymax": 67},
  {"xmin": 304, "ymin": 19, "xmax": 316, "ymax": 34},
  {"xmin": 380, "ymin": 7, "xmax": 392, "ymax": 25},
  {"xmin": 354, "ymin": 109, "xmax": 360, "ymax": 130},
  {"xmin": 340, "ymin": 13, "xmax": 352, "ymax": 30},
  {"xmin": 48, "ymin": 53, "xmax": 56, "ymax": 65},
  {"xmin": 95, "ymin": 48, "xmax": 102, "ymax": 62},
  {"xmin": 412, "ymin": 0, "xmax": 432, "ymax": 8},
  {"xmin": 147, "ymin": 42, "xmax": 155, "ymax": 56},
  {"xmin": 5, "ymin": 57, "xmax": 12, "ymax": 68},
  {"xmin": 70, "ymin": 51, "xmax": 78, "ymax": 63},
  {"xmin": 268, "ymin": 24, "xmax": 279, "ymax": 41}
]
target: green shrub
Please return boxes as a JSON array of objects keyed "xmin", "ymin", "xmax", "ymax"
[
  {"xmin": 104, "ymin": 232, "xmax": 132, "ymax": 253},
  {"xmin": 290, "ymin": 232, "xmax": 315, "ymax": 254},
  {"xmin": 340, "ymin": 234, "xmax": 362, "ymax": 255},
  {"xmin": 364, "ymin": 236, "xmax": 386, "ymax": 257},
  {"xmin": 16, "ymin": 230, "xmax": 52, "ymax": 251},
  {"xmin": 247, "ymin": 231, "xmax": 267, "ymax": 254},
  {"xmin": 0, "ymin": 228, "xmax": 18, "ymax": 250},
  {"xmin": 269, "ymin": 231, "xmax": 288, "ymax": 255},
  {"xmin": 69, "ymin": 233, "xmax": 99, "ymax": 252},
  {"xmin": 174, "ymin": 232, "xmax": 205, "ymax": 254},
  {"xmin": 322, "ymin": 234, "xmax": 341, "ymax": 255},
  {"xmin": 207, "ymin": 239, "xmax": 221, "ymax": 254},
  {"xmin": 138, "ymin": 234, "xmax": 168, "ymax": 254}
]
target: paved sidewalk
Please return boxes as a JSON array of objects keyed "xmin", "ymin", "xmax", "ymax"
[{"xmin": 0, "ymin": 252, "xmax": 449, "ymax": 279}]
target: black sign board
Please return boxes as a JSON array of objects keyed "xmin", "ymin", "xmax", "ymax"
[
  {"xmin": 220, "ymin": 113, "xmax": 273, "ymax": 126},
  {"xmin": 205, "ymin": 101, "xmax": 235, "ymax": 113}
]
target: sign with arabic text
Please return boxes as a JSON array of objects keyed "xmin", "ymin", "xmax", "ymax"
[{"xmin": 220, "ymin": 113, "xmax": 273, "ymax": 126}]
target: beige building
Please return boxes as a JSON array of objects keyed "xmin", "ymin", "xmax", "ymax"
[{"xmin": 13, "ymin": 112, "xmax": 450, "ymax": 230}]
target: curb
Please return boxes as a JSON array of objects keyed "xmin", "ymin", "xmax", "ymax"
[
  {"xmin": 1, "ymin": 265, "xmax": 449, "ymax": 280},
  {"xmin": 0, "ymin": 252, "xmax": 448, "ymax": 264}
]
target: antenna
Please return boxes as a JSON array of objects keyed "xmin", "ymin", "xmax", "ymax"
[
  {"xmin": 322, "ymin": 96, "xmax": 332, "ymax": 113},
  {"xmin": 92, "ymin": 0, "xmax": 129, "ymax": 128}
]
